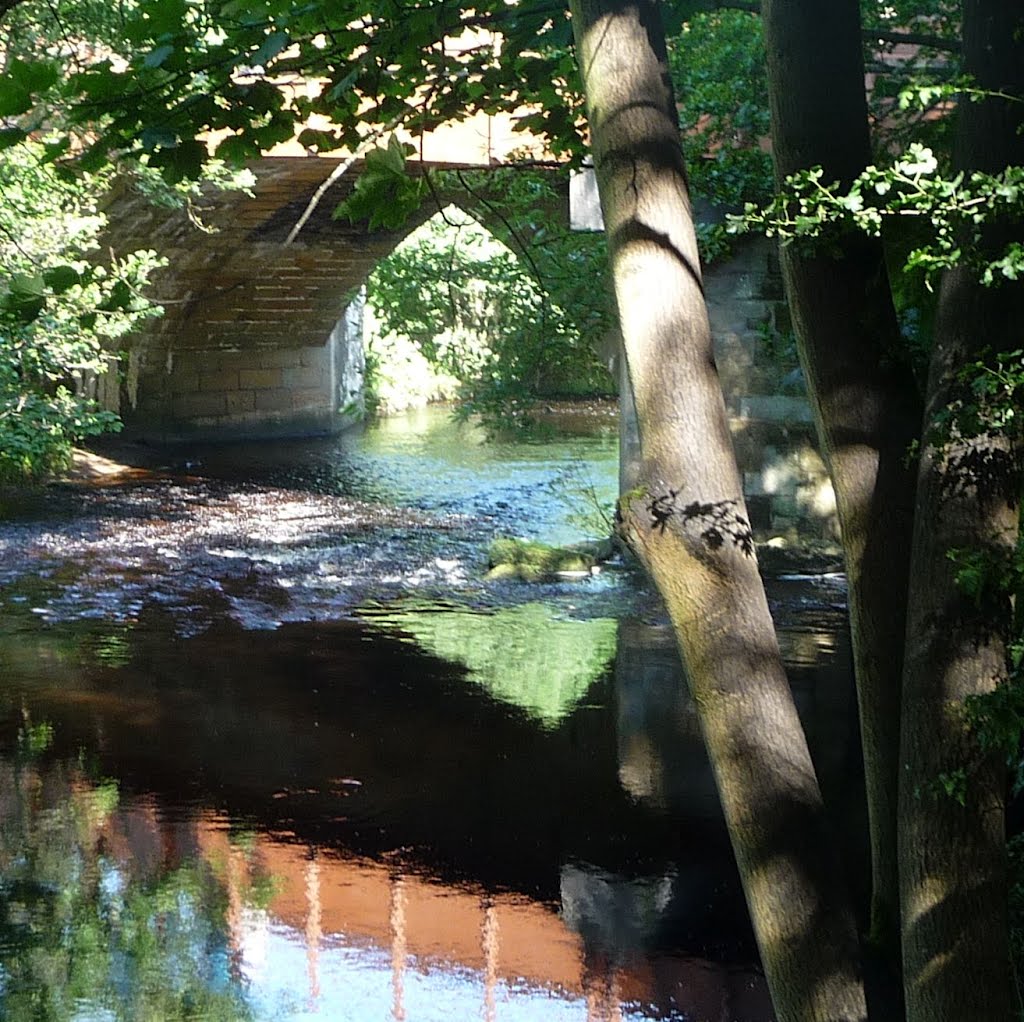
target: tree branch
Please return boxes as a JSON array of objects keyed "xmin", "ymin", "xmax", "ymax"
[
  {"xmin": 711, "ymin": 3, "xmax": 960, "ymax": 54},
  {"xmin": 865, "ymin": 27, "xmax": 960, "ymax": 53}
]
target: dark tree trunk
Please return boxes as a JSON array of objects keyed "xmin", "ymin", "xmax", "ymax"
[
  {"xmin": 569, "ymin": 0, "xmax": 867, "ymax": 1017},
  {"xmin": 898, "ymin": 2, "xmax": 1024, "ymax": 1018},
  {"xmin": 761, "ymin": 1, "xmax": 922, "ymax": 977}
]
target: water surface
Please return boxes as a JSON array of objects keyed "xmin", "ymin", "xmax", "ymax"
[{"xmin": 0, "ymin": 406, "xmax": 853, "ymax": 1021}]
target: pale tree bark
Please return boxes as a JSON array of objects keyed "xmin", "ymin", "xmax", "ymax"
[
  {"xmin": 761, "ymin": 0, "xmax": 922, "ymax": 973},
  {"xmin": 569, "ymin": 0, "xmax": 866, "ymax": 1017},
  {"xmin": 898, "ymin": 2, "xmax": 1023, "ymax": 1018}
]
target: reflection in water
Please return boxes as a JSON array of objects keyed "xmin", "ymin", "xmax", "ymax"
[
  {"xmin": 0, "ymin": 609, "xmax": 795, "ymax": 1021},
  {"xmin": 391, "ymin": 874, "xmax": 407, "ymax": 1022},
  {"xmin": 0, "ymin": 757, "xmax": 249, "ymax": 1022},
  {"xmin": 306, "ymin": 852, "xmax": 322, "ymax": 1007},
  {"xmin": 0, "ymin": 407, "xmax": 855, "ymax": 1020},
  {"xmin": 483, "ymin": 900, "xmax": 499, "ymax": 1022},
  {"xmin": 361, "ymin": 603, "xmax": 618, "ymax": 727}
]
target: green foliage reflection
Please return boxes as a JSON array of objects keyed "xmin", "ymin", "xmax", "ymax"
[
  {"xmin": 366, "ymin": 602, "xmax": 617, "ymax": 726},
  {"xmin": 0, "ymin": 763, "xmax": 252, "ymax": 1022}
]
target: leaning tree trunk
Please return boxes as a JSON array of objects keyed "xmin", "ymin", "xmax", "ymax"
[
  {"xmin": 569, "ymin": 1, "xmax": 866, "ymax": 1017},
  {"xmin": 761, "ymin": 0, "xmax": 922, "ymax": 974},
  {"xmin": 898, "ymin": 2, "xmax": 1024, "ymax": 1018}
]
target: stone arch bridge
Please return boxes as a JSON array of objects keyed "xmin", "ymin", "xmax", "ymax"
[
  {"xmin": 101, "ymin": 154, "xmax": 833, "ymax": 536},
  {"xmin": 104, "ymin": 157, "xmax": 567, "ymax": 441}
]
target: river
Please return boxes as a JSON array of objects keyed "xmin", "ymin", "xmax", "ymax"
[{"xmin": 0, "ymin": 405, "xmax": 855, "ymax": 1022}]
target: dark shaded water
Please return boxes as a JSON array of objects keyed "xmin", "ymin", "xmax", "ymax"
[{"xmin": 0, "ymin": 407, "xmax": 854, "ymax": 1021}]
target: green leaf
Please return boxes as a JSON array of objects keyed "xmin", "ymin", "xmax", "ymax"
[
  {"xmin": 68, "ymin": 62, "xmax": 124, "ymax": 101},
  {"xmin": 0, "ymin": 127, "xmax": 27, "ymax": 150},
  {"xmin": 364, "ymin": 135, "xmax": 410, "ymax": 177},
  {"xmin": 140, "ymin": 125, "xmax": 181, "ymax": 151},
  {"xmin": 143, "ymin": 44, "xmax": 176, "ymax": 69},
  {"xmin": 4, "ymin": 274, "xmax": 46, "ymax": 322},
  {"xmin": 137, "ymin": 0, "xmax": 187, "ymax": 37},
  {"xmin": 43, "ymin": 266, "xmax": 81, "ymax": 294},
  {"xmin": 99, "ymin": 279, "xmax": 134, "ymax": 312},
  {"xmin": 148, "ymin": 140, "xmax": 207, "ymax": 183},
  {"xmin": 42, "ymin": 137, "xmax": 70, "ymax": 162},
  {"xmin": 296, "ymin": 127, "xmax": 341, "ymax": 152},
  {"xmin": 0, "ymin": 79, "xmax": 31, "ymax": 117},
  {"xmin": 9, "ymin": 58, "xmax": 59, "ymax": 94},
  {"xmin": 10, "ymin": 273, "xmax": 45, "ymax": 300},
  {"xmin": 215, "ymin": 134, "xmax": 261, "ymax": 164},
  {"xmin": 327, "ymin": 67, "xmax": 362, "ymax": 102},
  {"xmin": 250, "ymin": 31, "xmax": 291, "ymax": 68}
]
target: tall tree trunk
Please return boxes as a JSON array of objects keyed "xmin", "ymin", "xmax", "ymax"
[
  {"xmin": 761, "ymin": 0, "xmax": 922, "ymax": 973},
  {"xmin": 569, "ymin": 1, "xmax": 867, "ymax": 1017},
  {"xmin": 898, "ymin": 2, "xmax": 1023, "ymax": 1018}
]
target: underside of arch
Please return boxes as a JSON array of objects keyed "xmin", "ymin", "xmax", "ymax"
[{"xmin": 103, "ymin": 157, "xmax": 567, "ymax": 442}]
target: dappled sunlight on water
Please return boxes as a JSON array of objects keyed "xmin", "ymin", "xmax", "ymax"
[{"xmin": 0, "ymin": 407, "xmax": 630, "ymax": 633}]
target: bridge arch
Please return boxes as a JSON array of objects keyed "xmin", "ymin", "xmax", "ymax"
[{"xmin": 104, "ymin": 157, "xmax": 567, "ymax": 441}]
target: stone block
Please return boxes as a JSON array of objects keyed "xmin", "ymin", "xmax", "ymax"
[
  {"xmin": 198, "ymin": 307, "xmax": 246, "ymax": 324},
  {"xmin": 282, "ymin": 365, "xmax": 326, "ymax": 389},
  {"xmin": 169, "ymin": 372, "xmax": 201, "ymax": 395},
  {"xmin": 173, "ymin": 392, "xmax": 227, "ymax": 418},
  {"xmin": 217, "ymin": 350, "xmax": 247, "ymax": 370},
  {"xmin": 299, "ymin": 347, "xmax": 329, "ymax": 368},
  {"xmin": 254, "ymin": 388, "xmax": 294, "ymax": 412},
  {"xmin": 739, "ymin": 395, "xmax": 814, "ymax": 424},
  {"xmin": 240, "ymin": 367, "xmax": 284, "ymax": 389},
  {"xmin": 290, "ymin": 387, "xmax": 329, "ymax": 410},
  {"xmin": 198, "ymin": 369, "xmax": 240, "ymax": 392},
  {"xmin": 226, "ymin": 390, "xmax": 256, "ymax": 414},
  {"xmin": 257, "ymin": 348, "xmax": 303, "ymax": 369}
]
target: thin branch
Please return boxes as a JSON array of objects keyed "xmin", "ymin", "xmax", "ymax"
[
  {"xmin": 865, "ymin": 28, "xmax": 960, "ymax": 53},
  {"xmin": 451, "ymin": 167, "xmax": 549, "ymax": 342},
  {"xmin": 283, "ymin": 114, "xmax": 404, "ymax": 246},
  {"xmin": 420, "ymin": 165, "xmax": 468, "ymax": 229},
  {"xmin": 43, "ymin": 0, "xmax": 85, "ymax": 72},
  {"xmin": 0, "ymin": 218, "xmax": 43, "ymax": 265},
  {"xmin": 283, "ymin": 155, "xmax": 358, "ymax": 246}
]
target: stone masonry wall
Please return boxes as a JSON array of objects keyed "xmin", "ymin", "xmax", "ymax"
[
  {"xmin": 160, "ymin": 344, "xmax": 336, "ymax": 439},
  {"xmin": 706, "ymin": 237, "xmax": 836, "ymax": 540},
  {"xmin": 104, "ymin": 157, "xmax": 563, "ymax": 441}
]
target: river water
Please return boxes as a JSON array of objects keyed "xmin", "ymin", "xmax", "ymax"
[{"xmin": 0, "ymin": 406, "xmax": 854, "ymax": 1022}]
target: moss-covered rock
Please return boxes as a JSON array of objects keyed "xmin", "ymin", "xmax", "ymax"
[{"xmin": 486, "ymin": 536, "xmax": 613, "ymax": 581}]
